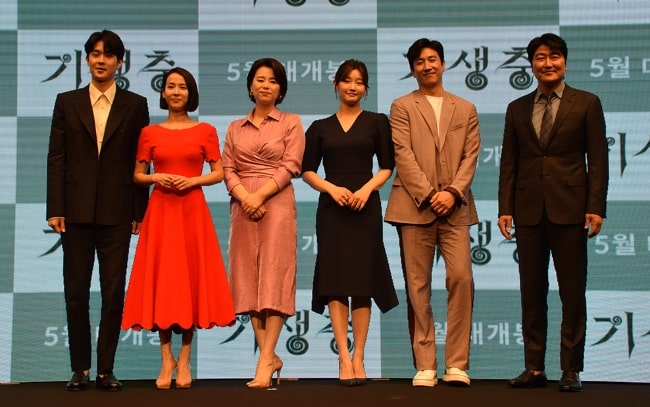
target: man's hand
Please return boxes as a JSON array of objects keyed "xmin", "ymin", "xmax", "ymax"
[
  {"xmin": 497, "ymin": 215, "xmax": 513, "ymax": 240},
  {"xmin": 132, "ymin": 221, "xmax": 142, "ymax": 235},
  {"xmin": 430, "ymin": 191, "xmax": 455, "ymax": 216},
  {"xmin": 585, "ymin": 213, "xmax": 604, "ymax": 238},
  {"xmin": 48, "ymin": 218, "xmax": 66, "ymax": 233}
]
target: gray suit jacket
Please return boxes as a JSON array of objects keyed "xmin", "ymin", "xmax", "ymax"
[{"xmin": 385, "ymin": 89, "xmax": 480, "ymax": 226}]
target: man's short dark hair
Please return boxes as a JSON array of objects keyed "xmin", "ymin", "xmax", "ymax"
[
  {"xmin": 526, "ymin": 33, "xmax": 568, "ymax": 62},
  {"xmin": 159, "ymin": 67, "xmax": 199, "ymax": 112},
  {"xmin": 406, "ymin": 38, "xmax": 445, "ymax": 71},
  {"xmin": 84, "ymin": 30, "xmax": 126, "ymax": 61}
]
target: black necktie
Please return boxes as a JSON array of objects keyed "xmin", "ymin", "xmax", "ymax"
[{"xmin": 539, "ymin": 93, "xmax": 555, "ymax": 148}]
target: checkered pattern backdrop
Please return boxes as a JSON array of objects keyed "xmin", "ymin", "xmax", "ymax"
[{"xmin": 1, "ymin": 0, "xmax": 649, "ymax": 383}]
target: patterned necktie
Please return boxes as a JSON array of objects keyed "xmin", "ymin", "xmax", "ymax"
[{"xmin": 539, "ymin": 93, "xmax": 555, "ymax": 148}]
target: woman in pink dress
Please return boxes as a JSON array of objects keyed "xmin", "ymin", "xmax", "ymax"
[
  {"xmin": 122, "ymin": 67, "xmax": 235, "ymax": 389},
  {"xmin": 222, "ymin": 58, "xmax": 305, "ymax": 389}
]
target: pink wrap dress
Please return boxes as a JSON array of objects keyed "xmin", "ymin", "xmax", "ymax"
[{"xmin": 222, "ymin": 108, "xmax": 305, "ymax": 316}]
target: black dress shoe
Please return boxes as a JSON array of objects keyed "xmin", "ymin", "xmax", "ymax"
[
  {"xmin": 507, "ymin": 370, "xmax": 547, "ymax": 388},
  {"xmin": 66, "ymin": 371, "xmax": 89, "ymax": 391},
  {"xmin": 559, "ymin": 370, "xmax": 582, "ymax": 392},
  {"xmin": 95, "ymin": 373, "xmax": 123, "ymax": 392}
]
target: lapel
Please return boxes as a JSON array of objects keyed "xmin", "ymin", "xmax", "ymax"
[
  {"xmin": 521, "ymin": 91, "xmax": 540, "ymax": 146},
  {"xmin": 73, "ymin": 86, "xmax": 96, "ymax": 144},
  {"xmin": 413, "ymin": 90, "xmax": 441, "ymax": 150},
  {"xmin": 103, "ymin": 88, "xmax": 128, "ymax": 146},
  {"xmin": 438, "ymin": 92, "xmax": 455, "ymax": 149},
  {"xmin": 550, "ymin": 85, "xmax": 575, "ymax": 141}
]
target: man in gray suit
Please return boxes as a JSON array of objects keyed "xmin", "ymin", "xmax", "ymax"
[
  {"xmin": 385, "ymin": 38, "xmax": 480, "ymax": 388},
  {"xmin": 498, "ymin": 33, "xmax": 608, "ymax": 393}
]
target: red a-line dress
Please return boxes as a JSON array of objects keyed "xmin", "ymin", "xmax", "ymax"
[{"xmin": 122, "ymin": 122, "xmax": 235, "ymax": 332}]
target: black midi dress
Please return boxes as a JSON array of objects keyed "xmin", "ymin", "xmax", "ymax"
[{"xmin": 302, "ymin": 111, "xmax": 398, "ymax": 314}]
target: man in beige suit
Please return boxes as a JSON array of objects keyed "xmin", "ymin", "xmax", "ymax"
[{"xmin": 385, "ymin": 38, "xmax": 480, "ymax": 388}]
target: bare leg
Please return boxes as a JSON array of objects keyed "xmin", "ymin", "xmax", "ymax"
[
  {"xmin": 329, "ymin": 297, "xmax": 354, "ymax": 382},
  {"xmin": 249, "ymin": 311, "xmax": 283, "ymax": 381},
  {"xmin": 250, "ymin": 311, "xmax": 266, "ymax": 352},
  {"xmin": 247, "ymin": 312, "xmax": 265, "ymax": 386},
  {"xmin": 351, "ymin": 296, "xmax": 371, "ymax": 381},
  {"xmin": 248, "ymin": 310, "xmax": 285, "ymax": 388},
  {"xmin": 175, "ymin": 329, "xmax": 194, "ymax": 388},
  {"xmin": 156, "ymin": 330, "xmax": 176, "ymax": 390}
]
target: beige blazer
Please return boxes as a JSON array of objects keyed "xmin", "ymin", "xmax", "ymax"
[{"xmin": 385, "ymin": 89, "xmax": 480, "ymax": 226}]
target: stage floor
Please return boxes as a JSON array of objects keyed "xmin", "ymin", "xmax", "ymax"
[{"xmin": 2, "ymin": 378, "xmax": 648, "ymax": 407}]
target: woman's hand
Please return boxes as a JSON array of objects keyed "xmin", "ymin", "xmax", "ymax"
[
  {"xmin": 241, "ymin": 191, "xmax": 265, "ymax": 215},
  {"xmin": 328, "ymin": 186, "xmax": 353, "ymax": 207},
  {"xmin": 152, "ymin": 173, "xmax": 176, "ymax": 189},
  {"xmin": 152, "ymin": 173, "xmax": 199, "ymax": 190},
  {"xmin": 170, "ymin": 175, "xmax": 199, "ymax": 191},
  {"xmin": 349, "ymin": 186, "xmax": 372, "ymax": 211},
  {"xmin": 248, "ymin": 205, "xmax": 267, "ymax": 221}
]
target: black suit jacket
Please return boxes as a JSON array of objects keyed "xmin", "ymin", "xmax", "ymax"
[
  {"xmin": 47, "ymin": 85, "xmax": 150, "ymax": 225},
  {"xmin": 498, "ymin": 84, "xmax": 608, "ymax": 225}
]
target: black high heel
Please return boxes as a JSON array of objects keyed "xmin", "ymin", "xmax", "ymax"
[
  {"xmin": 353, "ymin": 358, "xmax": 367, "ymax": 386},
  {"xmin": 338, "ymin": 358, "xmax": 358, "ymax": 387},
  {"xmin": 339, "ymin": 378, "xmax": 359, "ymax": 387}
]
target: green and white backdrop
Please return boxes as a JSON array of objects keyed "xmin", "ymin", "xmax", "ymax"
[{"xmin": 1, "ymin": 0, "xmax": 649, "ymax": 383}]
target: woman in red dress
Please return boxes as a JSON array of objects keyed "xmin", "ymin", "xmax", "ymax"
[{"xmin": 122, "ymin": 67, "xmax": 235, "ymax": 389}]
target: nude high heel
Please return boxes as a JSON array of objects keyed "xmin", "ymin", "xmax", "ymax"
[
  {"xmin": 246, "ymin": 355, "xmax": 283, "ymax": 386},
  {"xmin": 247, "ymin": 356, "xmax": 282, "ymax": 389},
  {"xmin": 155, "ymin": 359, "xmax": 177, "ymax": 390},
  {"xmin": 175, "ymin": 362, "xmax": 192, "ymax": 389},
  {"xmin": 273, "ymin": 355, "xmax": 283, "ymax": 379}
]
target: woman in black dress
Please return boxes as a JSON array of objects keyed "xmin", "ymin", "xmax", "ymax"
[{"xmin": 302, "ymin": 59, "xmax": 398, "ymax": 386}]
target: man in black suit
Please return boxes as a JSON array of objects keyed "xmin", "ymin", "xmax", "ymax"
[
  {"xmin": 46, "ymin": 30, "xmax": 149, "ymax": 391},
  {"xmin": 498, "ymin": 33, "xmax": 608, "ymax": 392}
]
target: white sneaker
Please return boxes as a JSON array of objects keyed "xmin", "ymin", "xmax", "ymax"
[
  {"xmin": 412, "ymin": 369, "xmax": 437, "ymax": 387},
  {"xmin": 442, "ymin": 367, "xmax": 470, "ymax": 386}
]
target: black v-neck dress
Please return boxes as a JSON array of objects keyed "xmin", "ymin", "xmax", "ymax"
[{"xmin": 302, "ymin": 111, "xmax": 398, "ymax": 314}]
